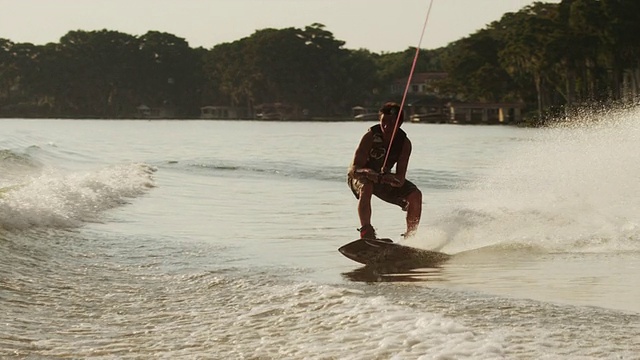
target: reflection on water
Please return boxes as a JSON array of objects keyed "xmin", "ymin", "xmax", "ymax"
[
  {"xmin": 342, "ymin": 265, "xmax": 446, "ymax": 283},
  {"xmin": 342, "ymin": 242, "xmax": 640, "ymax": 314},
  {"xmin": 432, "ymin": 249, "xmax": 640, "ymax": 313}
]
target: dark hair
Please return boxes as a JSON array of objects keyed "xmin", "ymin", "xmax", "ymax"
[{"xmin": 379, "ymin": 102, "xmax": 404, "ymax": 125}]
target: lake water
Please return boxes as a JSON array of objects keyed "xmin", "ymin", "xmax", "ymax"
[{"xmin": 2, "ymin": 111, "xmax": 640, "ymax": 359}]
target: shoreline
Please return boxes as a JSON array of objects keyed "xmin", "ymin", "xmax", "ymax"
[{"xmin": 0, "ymin": 116, "xmax": 522, "ymax": 126}]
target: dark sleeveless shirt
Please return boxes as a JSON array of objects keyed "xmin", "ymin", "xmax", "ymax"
[{"xmin": 365, "ymin": 124, "xmax": 406, "ymax": 173}]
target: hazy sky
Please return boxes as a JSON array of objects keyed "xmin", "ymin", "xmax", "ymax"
[{"xmin": 0, "ymin": 0, "xmax": 560, "ymax": 53}]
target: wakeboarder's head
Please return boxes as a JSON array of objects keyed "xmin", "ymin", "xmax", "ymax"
[{"xmin": 378, "ymin": 102, "xmax": 404, "ymax": 134}]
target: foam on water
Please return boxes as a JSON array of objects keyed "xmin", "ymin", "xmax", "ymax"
[
  {"xmin": 420, "ymin": 106, "xmax": 640, "ymax": 254},
  {"xmin": 0, "ymin": 157, "xmax": 156, "ymax": 230},
  {"xmin": 6, "ymin": 254, "xmax": 636, "ymax": 359},
  {"xmin": 217, "ymin": 282, "xmax": 505, "ymax": 359},
  {"xmin": 2, "ymin": 261, "xmax": 505, "ymax": 359},
  {"xmin": 3, "ymin": 119, "xmax": 640, "ymax": 358}
]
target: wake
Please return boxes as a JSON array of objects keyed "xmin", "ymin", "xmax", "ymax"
[
  {"xmin": 424, "ymin": 105, "xmax": 640, "ymax": 254},
  {"xmin": 0, "ymin": 162, "xmax": 156, "ymax": 231}
]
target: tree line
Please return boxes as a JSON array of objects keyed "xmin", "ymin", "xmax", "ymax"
[
  {"xmin": 1, "ymin": 0, "xmax": 638, "ymax": 121},
  {"xmin": 442, "ymin": 0, "xmax": 640, "ymax": 119}
]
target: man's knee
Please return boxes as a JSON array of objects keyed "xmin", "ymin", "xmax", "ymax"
[
  {"xmin": 407, "ymin": 189, "xmax": 422, "ymax": 205},
  {"xmin": 359, "ymin": 183, "xmax": 374, "ymax": 198},
  {"xmin": 408, "ymin": 189, "xmax": 422, "ymax": 203}
]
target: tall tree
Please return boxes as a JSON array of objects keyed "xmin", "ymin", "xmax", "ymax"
[
  {"xmin": 441, "ymin": 29, "xmax": 514, "ymax": 102},
  {"xmin": 0, "ymin": 38, "xmax": 16, "ymax": 103},
  {"xmin": 497, "ymin": 3, "xmax": 562, "ymax": 116},
  {"xmin": 137, "ymin": 31, "xmax": 202, "ymax": 116}
]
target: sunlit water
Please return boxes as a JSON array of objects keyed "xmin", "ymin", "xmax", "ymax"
[{"xmin": 1, "ymin": 112, "xmax": 640, "ymax": 358}]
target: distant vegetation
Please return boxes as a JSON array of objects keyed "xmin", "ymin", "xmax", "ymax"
[{"xmin": 0, "ymin": 0, "xmax": 638, "ymax": 121}]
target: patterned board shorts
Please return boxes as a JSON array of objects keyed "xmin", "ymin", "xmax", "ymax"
[{"xmin": 347, "ymin": 174, "xmax": 419, "ymax": 211}]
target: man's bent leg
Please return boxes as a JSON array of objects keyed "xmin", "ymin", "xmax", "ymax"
[
  {"xmin": 358, "ymin": 182, "xmax": 374, "ymax": 229},
  {"xmin": 404, "ymin": 189, "xmax": 422, "ymax": 237},
  {"xmin": 358, "ymin": 183, "xmax": 378, "ymax": 239},
  {"xmin": 348, "ymin": 176, "xmax": 377, "ymax": 239}
]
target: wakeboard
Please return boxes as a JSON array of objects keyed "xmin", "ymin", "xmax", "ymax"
[{"xmin": 338, "ymin": 238, "xmax": 450, "ymax": 270}]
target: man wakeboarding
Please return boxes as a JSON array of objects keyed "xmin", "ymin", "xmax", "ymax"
[{"xmin": 347, "ymin": 102, "xmax": 422, "ymax": 240}]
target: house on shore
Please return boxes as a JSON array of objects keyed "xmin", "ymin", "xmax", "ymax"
[
  {"xmin": 200, "ymin": 106, "xmax": 248, "ymax": 119},
  {"xmin": 447, "ymin": 101, "xmax": 524, "ymax": 124},
  {"xmin": 386, "ymin": 72, "xmax": 525, "ymax": 125},
  {"xmin": 390, "ymin": 72, "xmax": 451, "ymax": 123},
  {"xmin": 254, "ymin": 103, "xmax": 299, "ymax": 120},
  {"xmin": 137, "ymin": 104, "xmax": 174, "ymax": 119},
  {"xmin": 351, "ymin": 106, "xmax": 379, "ymax": 121},
  {"xmin": 391, "ymin": 72, "xmax": 448, "ymax": 96}
]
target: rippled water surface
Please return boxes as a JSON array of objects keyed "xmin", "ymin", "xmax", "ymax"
[{"xmin": 2, "ymin": 113, "xmax": 640, "ymax": 358}]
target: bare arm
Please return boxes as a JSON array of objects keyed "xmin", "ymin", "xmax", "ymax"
[
  {"xmin": 383, "ymin": 138, "xmax": 412, "ymax": 187},
  {"xmin": 348, "ymin": 131, "xmax": 377, "ymax": 181}
]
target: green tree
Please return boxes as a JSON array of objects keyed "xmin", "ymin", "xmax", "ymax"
[
  {"xmin": 441, "ymin": 29, "xmax": 514, "ymax": 102},
  {"xmin": 0, "ymin": 38, "xmax": 16, "ymax": 103},
  {"xmin": 340, "ymin": 48, "xmax": 380, "ymax": 108},
  {"xmin": 52, "ymin": 30, "xmax": 140, "ymax": 116},
  {"xmin": 204, "ymin": 39, "xmax": 255, "ymax": 109},
  {"xmin": 497, "ymin": 3, "xmax": 562, "ymax": 116},
  {"xmin": 137, "ymin": 31, "xmax": 202, "ymax": 116},
  {"xmin": 204, "ymin": 23, "xmax": 356, "ymax": 117}
]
